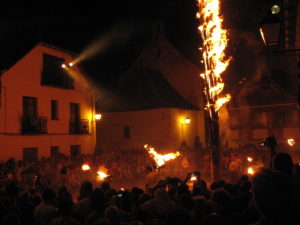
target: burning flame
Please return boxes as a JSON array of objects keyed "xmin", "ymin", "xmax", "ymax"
[
  {"xmin": 190, "ymin": 175, "xmax": 197, "ymax": 181},
  {"xmin": 247, "ymin": 157, "xmax": 253, "ymax": 162},
  {"xmin": 82, "ymin": 164, "xmax": 91, "ymax": 171},
  {"xmin": 197, "ymin": 0, "xmax": 231, "ymax": 114},
  {"xmin": 144, "ymin": 144, "xmax": 180, "ymax": 168},
  {"xmin": 97, "ymin": 171, "xmax": 109, "ymax": 181},
  {"xmin": 287, "ymin": 138, "xmax": 295, "ymax": 147},
  {"xmin": 247, "ymin": 167, "xmax": 254, "ymax": 175},
  {"xmin": 96, "ymin": 166, "xmax": 109, "ymax": 181}
]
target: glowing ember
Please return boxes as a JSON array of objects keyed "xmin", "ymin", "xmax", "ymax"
[
  {"xmin": 81, "ymin": 164, "xmax": 91, "ymax": 171},
  {"xmin": 190, "ymin": 175, "xmax": 197, "ymax": 181},
  {"xmin": 247, "ymin": 167, "xmax": 254, "ymax": 175},
  {"xmin": 247, "ymin": 157, "xmax": 253, "ymax": 162},
  {"xmin": 287, "ymin": 138, "xmax": 295, "ymax": 147},
  {"xmin": 197, "ymin": 0, "xmax": 231, "ymax": 115},
  {"xmin": 144, "ymin": 144, "xmax": 180, "ymax": 168}
]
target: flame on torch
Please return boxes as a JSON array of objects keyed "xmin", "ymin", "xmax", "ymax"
[
  {"xmin": 144, "ymin": 144, "xmax": 180, "ymax": 168},
  {"xmin": 247, "ymin": 157, "xmax": 253, "ymax": 162},
  {"xmin": 190, "ymin": 175, "xmax": 197, "ymax": 181},
  {"xmin": 96, "ymin": 166, "xmax": 109, "ymax": 181},
  {"xmin": 82, "ymin": 164, "xmax": 91, "ymax": 171},
  {"xmin": 287, "ymin": 138, "xmax": 295, "ymax": 147},
  {"xmin": 247, "ymin": 167, "xmax": 254, "ymax": 175},
  {"xmin": 197, "ymin": 0, "xmax": 231, "ymax": 115}
]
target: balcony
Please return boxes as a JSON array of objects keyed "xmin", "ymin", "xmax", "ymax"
[
  {"xmin": 69, "ymin": 119, "xmax": 89, "ymax": 134},
  {"xmin": 21, "ymin": 116, "xmax": 47, "ymax": 134}
]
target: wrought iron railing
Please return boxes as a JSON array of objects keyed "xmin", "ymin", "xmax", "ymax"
[
  {"xmin": 69, "ymin": 119, "xmax": 89, "ymax": 134},
  {"xmin": 21, "ymin": 116, "xmax": 47, "ymax": 134}
]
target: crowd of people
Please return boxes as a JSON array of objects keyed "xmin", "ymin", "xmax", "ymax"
[{"xmin": 0, "ymin": 151, "xmax": 300, "ymax": 225}]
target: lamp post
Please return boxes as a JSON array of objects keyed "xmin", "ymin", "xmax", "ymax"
[
  {"xmin": 259, "ymin": 0, "xmax": 300, "ymax": 106},
  {"xmin": 259, "ymin": 2, "xmax": 283, "ymax": 50}
]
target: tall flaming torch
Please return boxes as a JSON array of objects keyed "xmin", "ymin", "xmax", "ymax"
[
  {"xmin": 144, "ymin": 144, "xmax": 180, "ymax": 168},
  {"xmin": 196, "ymin": 0, "xmax": 231, "ymax": 181}
]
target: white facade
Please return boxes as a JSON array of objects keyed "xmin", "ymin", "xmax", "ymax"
[{"xmin": 0, "ymin": 43, "xmax": 96, "ymax": 161}]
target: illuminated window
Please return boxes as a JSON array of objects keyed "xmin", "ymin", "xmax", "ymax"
[
  {"xmin": 51, "ymin": 100, "xmax": 58, "ymax": 120},
  {"xmin": 124, "ymin": 126, "xmax": 130, "ymax": 138}
]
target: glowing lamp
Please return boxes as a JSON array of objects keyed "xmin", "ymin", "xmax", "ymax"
[
  {"xmin": 185, "ymin": 118, "xmax": 191, "ymax": 124},
  {"xmin": 247, "ymin": 157, "xmax": 253, "ymax": 162},
  {"xmin": 259, "ymin": 12, "xmax": 281, "ymax": 48},
  {"xmin": 95, "ymin": 114, "xmax": 102, "ymax": 121},
  {"xmin": 69, "ymin": 62, "xmax": 74, "ymax": 67},
  {"xmin": 61, "ymin": 64, "xmax": 67, "ymax": 68},
  {"xmin": 271, "ymin": 5, "xmax": 280, "ymax": 15}
]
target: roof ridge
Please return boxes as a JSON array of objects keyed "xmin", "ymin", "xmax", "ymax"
[{"xmin": 37, "ymin": 42, "xmax": 78, "ymax": 57}]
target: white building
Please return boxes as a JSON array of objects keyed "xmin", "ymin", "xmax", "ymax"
[{"xmin": 0, "ymin": 42, "xmax": 96, "ymax": 161}]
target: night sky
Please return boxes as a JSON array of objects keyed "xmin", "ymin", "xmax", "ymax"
[{"xmin": 0, "ymin": 0, "xmax": 296, "ymax": 94}]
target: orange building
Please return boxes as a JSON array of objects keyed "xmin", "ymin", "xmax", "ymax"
[{"xmin": 0, "ymin": 43, "xmax": 96, "ymax": 161}]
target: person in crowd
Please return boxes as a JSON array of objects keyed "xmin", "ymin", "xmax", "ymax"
[
  {"xmin": 50, "ymin": 196, "xmax": 81, "ymax": 225},
  {"xmin": 252, "ymin": 168, "xmax": 292, "ymax": 225},
  {"xmin": 72, "ymin": 181, "xmax": 93, "ymax": 223},
  {"xmin": 34, "ymin": 188, "xmax": 57, "ymax": 225}
]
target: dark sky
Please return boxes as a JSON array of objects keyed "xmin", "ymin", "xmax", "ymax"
[{"xmin": 1, "ymin": 0, "xmax": 293, "ymax": 92}]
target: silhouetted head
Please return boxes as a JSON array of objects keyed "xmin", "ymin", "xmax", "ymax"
[
  {"xmin": 252, "ymin": 168, "xmax": 292, "ymax": 220},
  {"xmin": 80, "ymin": 181, "xmax": 93, "ymax": 198},
  {"xmin": 273, "ymin": 152, "xmax": 293, "ymax": 176},
  {"xmin": 42, "ymin": 188, "xmax": 56, "ymax": 203},
  {"xmin": 165, "ymin": 208, "xmax": 192, "ymax": 225}
]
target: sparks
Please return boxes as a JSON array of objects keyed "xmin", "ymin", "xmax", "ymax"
[
  {"xmin": 144, "ymin": 144, "xmax": 180, "ymax": 168},
  {"xmin": 197, "ymin": 0, "xmax": 231, "ymax": 115}
]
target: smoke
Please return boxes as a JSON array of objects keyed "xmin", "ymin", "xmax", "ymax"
[{"xmin": 73, "ymin": 22, "xmax": 135, "ymax": 65}]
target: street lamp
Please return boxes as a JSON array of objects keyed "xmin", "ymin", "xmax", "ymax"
[
  {"xmin": 259, "ymin": 12, "xmax": 282, "ymax": 48},
  {"xmin": 95, "ymin": 114, "xmax": 102, "ymax": 121}
]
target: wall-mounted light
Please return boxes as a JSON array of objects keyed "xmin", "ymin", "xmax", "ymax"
[
  {"xmin": 95, "ymin": 114, "xmax": 102, "ymax": 121},
  {"xmin": 184, "ymin": 118, "xmax": 191, "ymax": 124},
  {"xmin": 61, "ymin": 63, "xmax": 67, "ymax": 68}
]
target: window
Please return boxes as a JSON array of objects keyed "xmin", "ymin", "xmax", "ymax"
[
  {"xmin": 41, "ymin": 54, "xmax": 74, "ymax": 89},
  {"xmin": 23, "ymin": 148, "xmax": 38, "ymax": 161},
  {"xmin": 50, "ymin": 146, "xmax": 59, "ymax": 157},
  {"xmin": 70, "ymin": 145, "xmax": 81, "ymax": 158},
  {"xmin": 124, "ymin": 126, "xmax": 130, "ymax": 138},
  {"xmin": 23, "ymin": 96, "xmax": 37, "ymax": 117},
  {"xmin": 51, "ymin": 100, "xmax": 58, "ymax": 120}
]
